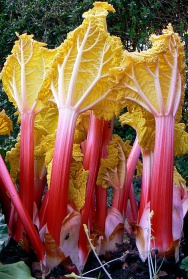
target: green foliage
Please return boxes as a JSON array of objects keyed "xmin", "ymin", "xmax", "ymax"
[
  {"xmin": 113, "ymin": 117, "xmax": 136, "ymax": 144},
  {"xmin": 0, "ymin": 0, "xmax": 93, "ymax": 67},
  {"xmin": 0, "ymin": 261, "xmax": 35, "ymax": 279},
  {"xmin": 175, "ymin": 155, "xmax": 188, "ymax": 185},
  {"xmin": 0, "ymin": 213, "xmax": 8, "ymax": 252},
  {"xmin": 0, "ymin": 0, "xmax": 187, "ymax": 68},
  {"xmin": 107, "ymin": 0, "xmax": 188, "ymax": 50},
  {"xmin": 180, "ymin": 256, "xmax": 188, "ymax": 277}
]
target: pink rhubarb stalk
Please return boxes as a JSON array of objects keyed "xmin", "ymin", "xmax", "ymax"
[
  {"xmin": 129, "ymin": 184, "xmax": 139, "ymax": 222},
  {"xmin": 95, "ymin": 119, "xmax": 114, "ymax": 232},
  {"xmin": 95, "ymin": 186, "xmax": 108, "ymax": 232},
  {"xmin": 79, "ymin": 112, "xmax": 104, "ymax": 263},
  {"xmin": 150, "ymin": 115, "xmax": 175, "ymax": 251},
  {"xmin": 138, "ymin": 149, "xmax": 153, "ymax": 222}
]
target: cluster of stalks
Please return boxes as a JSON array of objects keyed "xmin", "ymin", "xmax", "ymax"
[{"xmin": 0, "ymin": 1, "xmax": 187, "ymax": 275}]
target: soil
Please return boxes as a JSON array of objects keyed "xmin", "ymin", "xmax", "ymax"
[{"xmin": 0, "ymin": 233, "xmax": 187, "ymax": 279}]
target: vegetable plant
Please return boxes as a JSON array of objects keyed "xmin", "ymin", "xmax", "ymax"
[{"xmin": 0, "ymin": 1, "xmax": 187, "ymax": 275}]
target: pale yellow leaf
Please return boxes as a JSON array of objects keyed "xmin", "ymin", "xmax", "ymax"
[
  {"xmin": 1, "ymin": 33, "xmax": 57, "ymax": 113},
  {"xmin": 0, "ymin": 110, "xmax": 12, "ymax": 136},
  {"xmin": 38, "ymin": 4, "xmax": 123, "ymax": 120}
]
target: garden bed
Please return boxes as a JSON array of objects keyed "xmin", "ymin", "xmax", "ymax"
[{"xmin": 0, "ymin": 232, "xmax": 187, "ymax": 279}]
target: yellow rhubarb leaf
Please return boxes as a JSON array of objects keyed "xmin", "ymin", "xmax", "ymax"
[
  {"xmin": 174, "ymin": 123, "xmax": 188, "ymax": 156},
  {"xmin": 69, "ymin": 161, "xmax": 88, "ymax": 211},
  {"xmin": 34, "ymin": 132, "xmax": 55, "ymax": 188},
  {"xmin": 72, "ymin": 144, "xmax": 84, "ymax": 162},
  {"xmin": 97, "ymin": 134, "xmax": 129, "ymax": 189},
  {"xmin": 38, "ymin": 2, "xmax": 123, "ymax": 120},
  {"xmin": 35, "ymin": 133, "xmax": 55, "ymax": 166},
  {"xmin": 116, "ymin": 24, "xmax": 185, "ymax": 117},
  {"xmin": 83, "ymin": 2, "xmax": 115, "ymax": 19},
  {"xmin": 0, "ymin": 110, "xmax": 12, "ymax": 136},
  {"xmin": 6, "ymin": 134, "xmax": 20, "ymax": 183},
  {"xmin": 1, "ymin": 33, "xmax": 57, "ymax": 113},
  {"xmin": 74, "ymin": 111, "xmax": 90, "ymax": 144},
  {"xmin": 119, "ymin": 103, "xmax": 155, "ymax": 151},
  {"xmin": 34, "ymin": 105, "xmax": 59, "ymax": 173},
  {"xmin": 173, "ymin": 167, "xmax": 186, "ymax": 188},
  {"xmin": 34, "ymin": 104, "xmax": 58, "ymax": 136},
  {"xmin": 82, "ymin": 2, "xmax": 115, "ymax": 32},
  {"xmin": 69, "ymin": 144, "xmax": 88, "ymax": 210}
]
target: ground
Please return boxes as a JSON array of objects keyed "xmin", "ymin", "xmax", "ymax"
[{"xmin": 0, "ymin": 233, "xmax": 187, "ymax": 279}]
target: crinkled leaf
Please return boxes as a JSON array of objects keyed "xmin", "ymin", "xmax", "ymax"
[
  {"xmin": 74, "ymin": 111, "xmax": 90, "ymax": 144},
  {"xmin": 119, "ymin": 103, "xmax": 155, "ymax": 151},
  {"xmin": 174, "ymin": 123, "xmax": 188, "ymax": 156},
  {"xmin": 69, "ymin": 145, "xmax": 88, "ymax": 210},
  {"xmin": 173, "ymin": 167, "xmax": 186, "ymax": 188},
  {"xmin": 116, "ymin": 24, "xmax": 185, "ymax": 117},
  {"xmin": 69, "ymin": 161, "xmax": 88, "ymax": 210},
  {"xmin": 5, "ymin": 134, "xmax": 20, "ymax": 183},
  {"xmin": 38, "ymin": 3, "xmax": 123, "ymax": 120},
  {"xmin": 0, "ymin": 110, "xmax": 12, "ymax": 136},
  {"xmin": 1, "ymin": 33, "xmax": 57, "ymax": 112},
  {"xmin": 97, "ymin": 134, "xmax": 129, "ymax": 188},
  {"xmin": 34, "ymin": 104, "xmax": 58, "ymax": 136}
]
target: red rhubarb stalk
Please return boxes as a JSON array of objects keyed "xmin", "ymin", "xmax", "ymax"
[
  {"xmin": 95, "ymin": 119, "xmax": 114, "ymax": 231},
  {"xmin": 112, "ymin": 187, "xmax": 124, "ymax": 214},
  {"xmin": 123, "ymin": 136, "xmax": 141, "ymax": 214},
  {"xmin": 95, "ymin": 186, "xmax": 108, "ymax": 232},
  {"xmin": 39, "ymin": 189, "xmax": 49, "ymax": 231},
  {"xmin": 20, "ymin": 112, "xmax": 35, "ymax": 218},
  {"xmin": 129, "ymin": 184, "xmax": 138, "ymax": 222},
  {"xmin": 34, "ymin": 161, "xmax": 47, "ymax": 209},
  {"xmin": 47, "ymin": 107, "xmax": 79, "ymax": 244},
  {"xmin": 0, "ymin": 155, "xmax": 45, "ymax": 261},
  {"xmin": 0, "ymin": 176, "xmax": 11, "ymax": 225}
]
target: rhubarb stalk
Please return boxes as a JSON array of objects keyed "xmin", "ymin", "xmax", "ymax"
[
  {"xmin": 0, "ymin": 155, "xmax": 45, "ymax": 261},
  {"xmin": 138, "ymin": 149, "xmax": 153, "ymax": 222},
  {"xmin": 151, "ymin": 115, "xmax": 175, "ymax": 250},
  {"xmin": 47, "ymin": 107, "xmax": 79, "ymax": 242}
]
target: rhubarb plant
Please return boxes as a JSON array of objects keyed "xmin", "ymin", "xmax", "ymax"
[
  {"xmin": 116, "ymin": 24, "xmax": 186, "ymax": 255},
  {"xmin": 1, "ymin": 33, "xmax": 57, "ymax": 240},
  {"xmin": 36, "ymin": 2, "xmax": 123, "ymax": 267}
]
